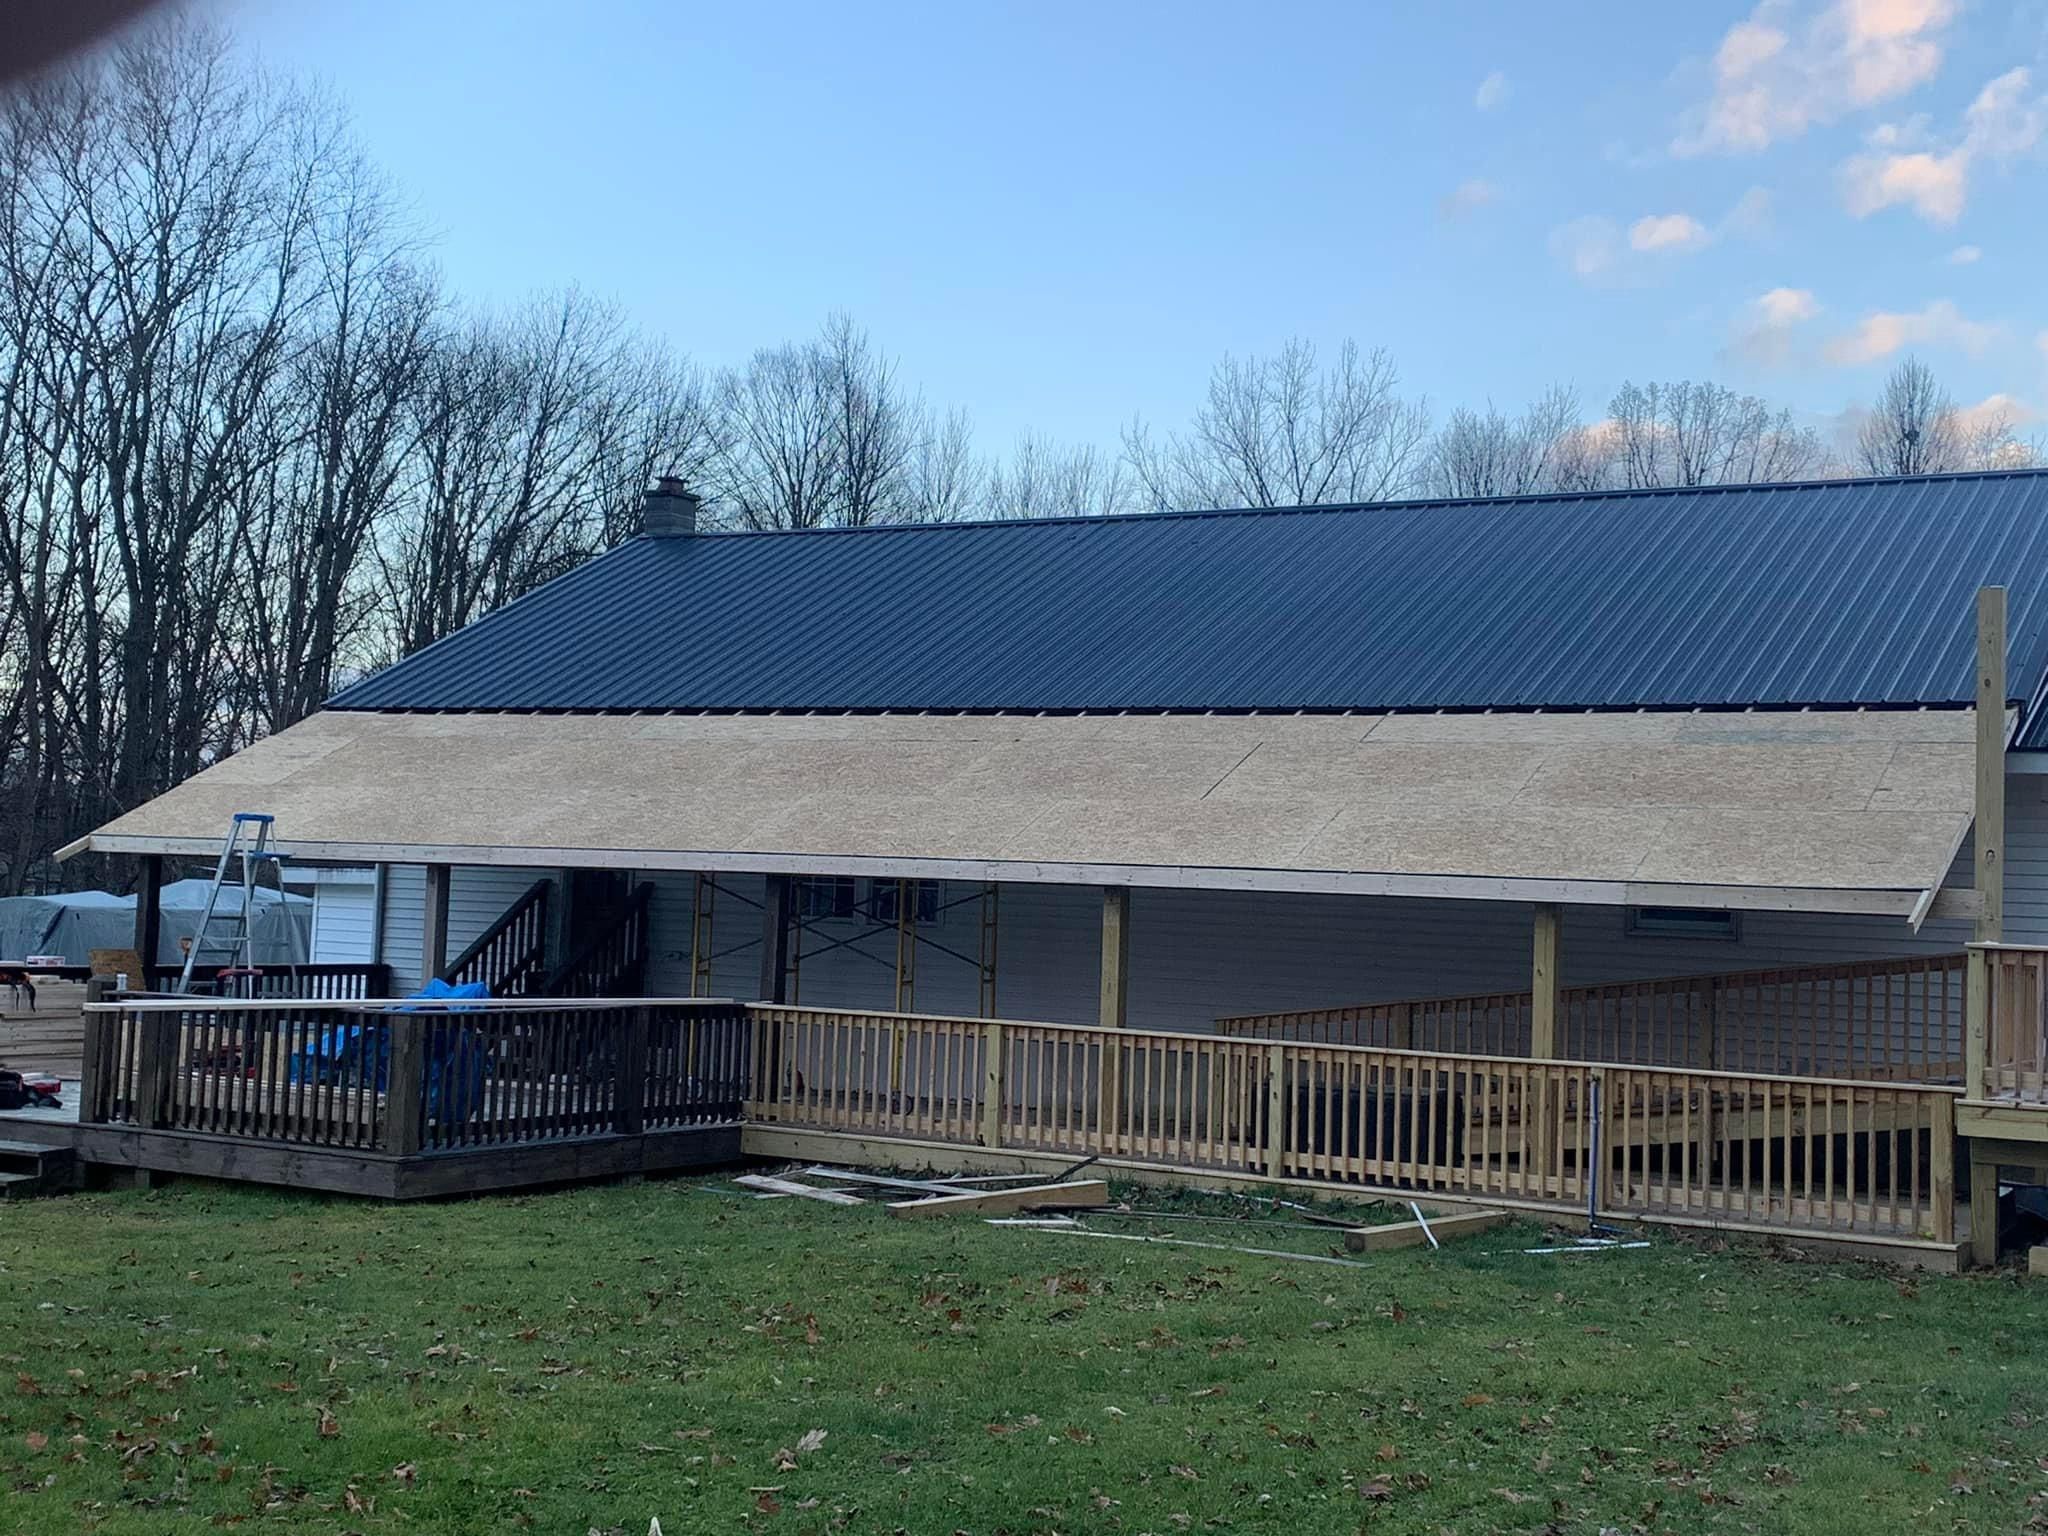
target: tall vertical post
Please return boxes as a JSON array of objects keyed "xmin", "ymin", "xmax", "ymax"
[
  {"xmin": 133, "ymin": 854, "xmax": 164, "ymax": 975},
  {"xmin": 1099, "ymin": 886, "xmax": 1131, "ymax": 1030},
  {"xmin": 978, "ymin": 882, "xmax": 1000, "ymax": 1018},
  {"xmin": 1530, "ymin": 903, "xmax": 1563, "ymax": 1059},
  {"xmin": 758, "ymin": 874, "xmax": 792, "ymax": 1003},
  {"xmin": 1977, "ymin": 585, "xmax": 2008, "ymax": 946},
  {"xmin": 894, "ymin": 878, "xmax": 916, "ymax": 1012},
  {"xmin": 421, "ymin": 863, "xmax": 452, "ymax": 982},
  {"xmin": 690, "ymin": 873, "xmax": 715, "ymax": 997}
]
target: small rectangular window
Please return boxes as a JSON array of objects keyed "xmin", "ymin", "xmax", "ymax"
[
  {"xmin": 794, "ymin": 876, "xmax": 856, "ymax": 921},
  {"xmin": 1625, "ymin": 906, "xmax": 1740, "ymax": 942},
  {"xmin": 867, "ymin": 879, "xmax": 939, "ymax": 926}
]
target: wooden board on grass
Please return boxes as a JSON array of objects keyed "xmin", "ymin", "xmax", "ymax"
[
  {"xmin": 1344, "ymin": 1208, "xmax": 1509, "ymax": 1253},
  {"xmin": 889, "ymin": 1180, "xmax": 1109, "ymax": 1219}
]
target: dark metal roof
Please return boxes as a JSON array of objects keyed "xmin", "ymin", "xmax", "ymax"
[{"xmin": 330, "ymin": 469, "xmax": 2048, "ymax": 737}]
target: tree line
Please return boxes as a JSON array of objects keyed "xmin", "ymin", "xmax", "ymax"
[{"xmin": 0, "ymin": 21, "xmax": 2035, "ymax": 893}]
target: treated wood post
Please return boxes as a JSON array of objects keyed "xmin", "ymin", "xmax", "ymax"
[
  {"xmin": 386, "ymin": 1014, "xmax": 427, "ymax": 1155},
  {"xmin": 1265, "ymin": 1042, "xmax": 1286, "ymax": 1178},
  {"xmin": 1099, "ymin": 885, "xmax": 1131, "ymax": 1030},
  {"xmin": 759, "ymin": 875, "xmax": 792, "ymax": 1003},
  {"xmin": 79, "ymin": 979, "xmax": 109, "ymax": 1121},
  {"xmin": 981, "ymin": 1022, "xmax": 1004, "ymax": 1147},
  {"xmin": 132, "ymin": 1005, "xmax": 172, "ymax": 1130},
  {"xmin": 615, "ymin": 1006, "xmax": 649, "ymax": 1135},
  {"xmin": 1968, "ymin": 1142, "xmax": 2000, "ymax": 1267},
  {"xmin": 1966, "ymin": 946, "xmax": 1990, "ymax": 1099},
  {"xmin": 1976, "ymin": 586, "xmax": 2008, "ymax": 946},
  {"xmin": 1930, "ymin": 1093, "xmax": 1956, "ymax": 1243},
  {"xmin": 134, "ymin": 854, "xmax": 164, "ymax": 973},
  {"xmin": 422, "ymin": 864, "xmax": 452, "ymax": 981},
  {"xmin": 1530, "ymin": 903, "xmax": 1562, "ymax": 1059},
  {"xmin": 1392, "ymin": 1001, "xmax": 1416, "ymax": 1051},
  {"xmin": 1697, "ymin": 980, "xmax": 1719, "ymax": 1070}
]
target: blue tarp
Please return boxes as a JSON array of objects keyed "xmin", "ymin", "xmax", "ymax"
[{"xmin": 290, "ymin": 978, "xmax": 491, "ymax": 1125}]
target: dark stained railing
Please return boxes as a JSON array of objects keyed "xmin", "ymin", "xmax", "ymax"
[{"xmin": 440, "ymin": 879, "xmax": 552, "ymax": 995}]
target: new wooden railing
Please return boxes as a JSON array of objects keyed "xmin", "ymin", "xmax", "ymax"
[
  {"xmin": 1977, "ymin": 943, "xmax": 2048, "ymax": 1103},
  {"xmin": 1216, "ymin": 953, "xmax": 1968, "ymax": 1083},
  {"xmin": 747, "ymin": 1005, "xmax": 1957, "ymax": 1242},
  {"xmin": 80, "ymin": 996, "xmax": 750, "ymax": 1155},
  {"xmin": 440, "ymin": 879, "xmax": 552, "ymax": 995},
  {"xmin": 141, "ymin": 962, "xmax": 392, "ymax": 1000}
]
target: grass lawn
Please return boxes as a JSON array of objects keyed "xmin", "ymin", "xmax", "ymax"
[{"xmin": 3, "ymin": 1175, "xmax": 2046, "ymax": 1534}]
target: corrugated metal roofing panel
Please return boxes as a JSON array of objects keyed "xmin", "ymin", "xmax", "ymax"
[{"xmin": 327, "ymin": 469, "xmax": 2048, "ymax": 726}]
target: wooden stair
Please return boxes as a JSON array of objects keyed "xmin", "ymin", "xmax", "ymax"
[{"xmin": 0, "ymin": 1138, "xmax": 78, "ymax": 1197}]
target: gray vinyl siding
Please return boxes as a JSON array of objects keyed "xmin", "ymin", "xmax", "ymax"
[{"xmin": 377, "ymin": 866, "xmax": 548, "ymax": 995}]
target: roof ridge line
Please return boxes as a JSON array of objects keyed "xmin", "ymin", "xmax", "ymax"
[{"xmin": 670, "ymin": 465, "xmax": 2048, "ymax": 542}]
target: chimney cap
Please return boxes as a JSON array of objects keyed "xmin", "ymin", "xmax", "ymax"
[{"xmin": 639, "ymin": 478, "xmax": 701, "ymax": 537}]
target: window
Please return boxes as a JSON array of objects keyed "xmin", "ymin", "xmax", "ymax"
[
  {"xmin": 1625, "ymin": 906, "xmax": 1740, "ymax": 942},
  {"xmin": 867, "ymin": 879, "xmax": 940, "ymax": 926},
  {"xmin": 794, "ymin": 876, "xmax": 856, "ymax": 921}
]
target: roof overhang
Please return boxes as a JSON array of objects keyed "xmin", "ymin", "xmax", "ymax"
[{"xmin": 68, "ymin": 708, "xmax": 1985, "ymax": 921}]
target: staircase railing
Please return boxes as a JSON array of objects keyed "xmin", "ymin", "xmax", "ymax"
[
  {"xmin": 542, "ymin": 882, "xmax": 655, "ymax": 998},
  {"xmin": 439, "ymin": 879, "xmax": 552, "ymax": 996}
]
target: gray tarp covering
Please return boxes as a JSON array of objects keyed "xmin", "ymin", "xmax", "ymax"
[{"xmin": 0, "ymin": 879, "xmax": 310, "ymax": 966}]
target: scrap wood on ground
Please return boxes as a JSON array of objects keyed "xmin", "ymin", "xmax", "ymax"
[{"xmin": 726, "ymin": 1158, "xmax": 1524, "ymax": 1265}]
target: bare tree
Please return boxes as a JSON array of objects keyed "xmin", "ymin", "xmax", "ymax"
[
  {"xmin": 1855, "ymin": 357, "xmax": 2034, "ymax": 476},
  {"xmin": 1428, "ymin": 385, "xmax": 1587, "ymax": 498},
  {"xmin": 1124, "ymin": 340, "xmax": 1430, "ymax": 510},
  {"xmin": 1609, "ymin": 380, "xmax": 1824, "ymax": 488},
  {"xmin": 986, "ymin": 433, "xmax": 1134, "ymax": 519}
]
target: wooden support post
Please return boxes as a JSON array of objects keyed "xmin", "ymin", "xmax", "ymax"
[
  {"xmin": 1697, "ymin": 979, "xmax": 1720, "ymax": 1070},
  {"xmin": 981, "ymin": 1022, "xmax": 1004, "ymax": 1148},
  {"xmin": 1930, "ymin": 1092, "xmax": 1956, "ymax": 1244},
  {"xmin": 894, "ymin": 878, "xmax": 915, "ymax": 1012},
  {"xmin": 1530, "ymin": 903, "xmax": 1563, "ymax": 1059},
  {"xmin": 1531, "ymin": 904, "xmax": 1563, "ymax": 1178},
  {"xmin": 422, "ymin": 863, "xmax": 452, "ymax": 981},
  {"xmin": 615, "ymin": 1006, "xmax": 649, "ymax": 1136},
  {"xmin": 1966, "ymin": 946, "xmax": 1989, "ymax": 1100},
  {"xmin": 690, "ymin": 873, "xmax": 715, "ymax": 997},
  {"xmin": 1968, "ymin": 1143, "xmax": 2000, "ymax": 1268},
  {"xmin": 978, "ymin": 881, "xmax": 999, "ymax": 1018},
  {"xmin": 1976, "ymin": 585, "xmax": 2008, "ymax": 946},
  {"xmin": 1391, "ymin": 1001, "xmax": 1416, "ymax": 1051},
  {"xmin": 132, "ymin": 1005, "xmax": 172, "ymax": 1130},
  {"xmin": 1099, "ymin": 885, "xmax": 1131, "ymax": 1030},
  {"xmin": 1265, "ymin": 1042, "xmax": 1286, "ymax": 1178},
  {"xmin": 759, "ymin": 875, "xmax": 792, "ymax": 1003},
  {"xmin": 386, "ymin": 1014, "xmax": 427, "ymax": 1156},
  {"xmin": 133, "ymin": 854, "xmax": 164, "ymax": 973}
]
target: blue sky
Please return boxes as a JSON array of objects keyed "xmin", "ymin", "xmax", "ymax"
[{"xmin": 213, "ymin": 0, "xmax": 2048, "ymax": 451}]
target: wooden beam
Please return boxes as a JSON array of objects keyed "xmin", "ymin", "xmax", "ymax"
[
  {"xmin": 1099, "ymin": 885, "xmax": 1131, "ymax": 1030},
  {"xmin": 1977, "ymin": 585, "xmax": 2008, "ymax": 944},
  {"xmin": 887, "ymin": 1179, "xmax": 1109, "ymax": 1218},
  {"xmin": 422, "ymin": 863, "xmax": 451, "ymax": 980},
  {"xmin": 1530, "ymin": 903, "xmax": 1563, "ymax": 1059},
  {"xmin": 1343, "ymin": 1208, "xmax": 1509, "ymax": 1253},
  {"xmin": 132, "ymin": 854, "xmax": 164, "ymax": 969},
  {"xmin": 759, "ymin": 874, "xmax": 792, "ymax": 1003}
]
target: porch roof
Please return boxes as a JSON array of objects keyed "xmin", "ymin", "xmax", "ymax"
[{"xmin": 69, "ymin": 707, "xmax": 1979, "ymax": 920}]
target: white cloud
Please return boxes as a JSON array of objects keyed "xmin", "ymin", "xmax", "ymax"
[
  {"xmin": 1549, "ymin": 216, "xmax": 1622, "ymax": 280},
  {"xmin": 1948, "ymin": 243, "xmax": 1982, "ymax": 263},
  {"xmin": 1439, "ymin": 178, "xmax": 1501, "ymax": 218},
  {"xmin": 1726, "ymin": 185, "xmax": 1774, "ymax": 234},
  {"xmin": 1841, "ymin": 67, "xmax": 2046, "ymax": 225},
  {"xmin": 1475, "ymin": 70, "xmax": 1509, "ymax": 111},
  {"xmin": 1729, "ymin": 286, "xmax": 1822, "ymax": 366},
  {"xmin": 1820, "ymin": 297, "xmax": 2000, "ymax": 365},
  {"xmin": 1675, "ymin": 0, "xmax": 1955, "ymax": 156},
  {"xmin": 1954, "ymin": 391, "xmax": 2040, "ymax": 435},
  {"xmin": 1629, "ymin": 212, "xmax": 1712, "ymax": 252}
]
